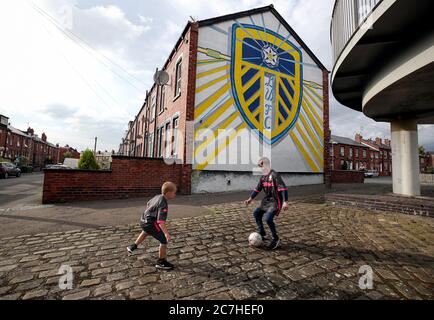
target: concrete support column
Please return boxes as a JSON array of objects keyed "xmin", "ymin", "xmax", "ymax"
[{"xmin": 391, "ymin": 119, "xmax": 420, "ymax": 196}]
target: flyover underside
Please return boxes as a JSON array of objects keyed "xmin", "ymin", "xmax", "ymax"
[
  {"xmin": 331, "ymin": 0, "xmax": 434, "ymax": 123},
  {"xmin": 364, "ymin": 62, "xmax": 434, "ymax": 124}
]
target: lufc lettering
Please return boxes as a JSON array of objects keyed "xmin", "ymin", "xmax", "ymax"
[
  {"xmin": 263, "ymin": 73, "xmax": 275, "ymax": 131},
  {"xmin": 169, "ymin": 304, "xmax": 264, "ymax": 317}
]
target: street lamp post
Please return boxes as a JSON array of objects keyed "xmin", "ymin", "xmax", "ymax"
[{"xmin": 94, "ymin": 137, "xmax": 97, "ymax": 155}]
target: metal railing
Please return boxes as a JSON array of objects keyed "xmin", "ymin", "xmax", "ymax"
[{"xmin": 331, "ymin": 0, "xmax": 383, "ymax": 64}]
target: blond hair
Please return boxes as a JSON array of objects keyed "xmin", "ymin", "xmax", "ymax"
[{"xmin": 162, "ymin": 182, "xmax": 177, "ymax": 195}]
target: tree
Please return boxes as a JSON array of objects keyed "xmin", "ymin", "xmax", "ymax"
[
  {"xmin": 63, "ymin": 151, "xmax": 73, "ymax": 159},
  {"xmin": 18, "ymin": 156, "xmax": 28, "ymax": 167},
  {"xmin": 78, "ymin": 149, "xmax": 100, "ymax": 170},
  {"xmin": 419, "ymin": 146, "xmax": 426, "ymax": 156}
]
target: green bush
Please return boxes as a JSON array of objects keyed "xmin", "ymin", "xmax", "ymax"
[
  {"xmin": 63, "ymin": 151, "xmax": 73, "ymax": 159},
  {"xmin": 0, "ymin": 157, "xmax": 11, "ymax": 163},
  {"xmin": 18, "ymin": 156, "xmax": 28, "ymax": 167},
  {"xmin": 78, "ymin": 149, "xmax": 100, "ymax": 170}
]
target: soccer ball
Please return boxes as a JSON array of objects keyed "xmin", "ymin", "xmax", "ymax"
[{"xmin": 248, "ymin": 232, "xmax": 263, "ymax": 247}]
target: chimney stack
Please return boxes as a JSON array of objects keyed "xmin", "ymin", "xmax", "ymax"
[
  {"xmin": 41, "ymin": 132, "xmax": 47, "ymax": 142},
  {"xmin": 384, "ymin": 139, "xmax": 390, "ymax": 146},
  {"xmin": 375, "ymin": 137, "xmax": 382, "ymax": 145},
  {"xmin": 355, "ymin": 133, "xmax": 363, "ymax": 143}
]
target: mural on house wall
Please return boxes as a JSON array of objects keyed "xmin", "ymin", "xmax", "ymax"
[{"xmin": 194, "ymin": 10, "xmax": 324, "ymax": 173}]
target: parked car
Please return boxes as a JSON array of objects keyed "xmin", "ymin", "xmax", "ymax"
[
  {"xmin": 364, "ymin": 170, "xmax": 379, "ymax": 178},
  {"xmin": 363, "ymin": 170, "xmax": 373, "ymax": 178},
  {"xmin": 0, "ymin": 162, "xmax": 21, "ymax": 179}
]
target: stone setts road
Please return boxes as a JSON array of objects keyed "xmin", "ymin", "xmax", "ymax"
[{"xmin": 0, "ymin": 200, "xmax": 433, "ymax": 300}]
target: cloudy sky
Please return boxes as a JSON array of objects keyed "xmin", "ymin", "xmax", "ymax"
[{"xmin": 1, "ymin": 0, "xmax": 433, "ymax": 152}]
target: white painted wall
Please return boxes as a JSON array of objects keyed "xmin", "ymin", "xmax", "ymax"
[{"xmin": 192, "ymin": 170, "xmax": 323, "ymax": 194}]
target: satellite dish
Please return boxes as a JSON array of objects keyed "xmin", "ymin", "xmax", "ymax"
[{"xmin": 153, "ymin": 69, "xmax": 169, "ymax": 86}]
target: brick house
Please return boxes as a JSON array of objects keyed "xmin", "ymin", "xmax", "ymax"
[
  {"xmin": 57, "ymin": 145, "xmax": 81, "ymax": 164},
  {"xmin": 330, "ymin": 135, "xmax": 371, "ymax": 171},
  {"xmin": 0, "ymin": 115, "xmax": 8, "ymax": 158},
  {"xmin": 420, "ymin": 152, "xmax": 434, "ymax": 173},
  {"xmin": 0, "ymin": 115, "xmax": 60, "ymax": 168},
  {"xmin": 355, "ymin": 134, "xmax": 392, "ymax": 176},
  {"xmin": 331, "ymin": 134, "xmax": 393, "ymax": 176},
  {"xmin": 119, "ymin": 18, "xmax": 197, "ymax": 162},
  {"xmin": 119, "ymin": 5, "xmax": 330, "ymax": 193}
]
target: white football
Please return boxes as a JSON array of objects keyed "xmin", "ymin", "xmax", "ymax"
[{"xmin": 248, "ymin": 232, "xmax": 263, "ymax": 247}]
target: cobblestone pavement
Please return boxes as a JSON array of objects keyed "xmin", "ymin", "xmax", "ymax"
[{"xmin": 0, "ymin": 199, "xmax": 433, "ymax": 300}]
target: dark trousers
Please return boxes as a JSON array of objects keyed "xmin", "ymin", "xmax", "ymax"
[{"xmin": 253, "ymin": 207, "xmax": 279, "ymax": 240}]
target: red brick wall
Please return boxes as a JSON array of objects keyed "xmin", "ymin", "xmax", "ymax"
[
  {"xmin": 332, "ymin": 144, "xmax": 370, "ymax": 170},
  {"xmin": 323, "ymin": 70, "xmax": 331, "ymax": 188},
  {"xmin": 331, "ymin": 170, "xmax": 364, "ymax": 183},
  {"xmin": 0, "ymin": 126, "xmax": 6, "ymax": 158},
  {"xmin": 43, "ymin": 156, "xmax": 192, "ymax": 204},
  {"xmin": 142, "ymin": 24, "xmax": 195, "ymax": 162},
  {"xmin": 325, "ymin": 194, "xmax": 434, "ymax": 217},
  {"xmin": 420, "ymin": 155, "xmax": 433, "ymax": 173}
]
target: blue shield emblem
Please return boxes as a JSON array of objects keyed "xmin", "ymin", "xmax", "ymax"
[{"xmin": 230, "ymin": 24, "xmax": 303, "ymax": 145}]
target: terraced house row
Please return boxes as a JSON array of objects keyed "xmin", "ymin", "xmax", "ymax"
[
  {"xmin": 0, "ymin": 114, "xmax": 79, "ymax": 169},
  {"xmin": 331, "ymin": 134, "xmax": 392, "ymax": 176}
]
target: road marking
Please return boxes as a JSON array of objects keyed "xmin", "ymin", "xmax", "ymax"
[{"xmin": 0, "ymin": 205, "xmax": 54, "ymax": 213}]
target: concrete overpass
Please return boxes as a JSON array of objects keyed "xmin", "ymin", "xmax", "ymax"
[{"xmin": 331, "ymin": 0, "xmax": 434, "ymax": 196}]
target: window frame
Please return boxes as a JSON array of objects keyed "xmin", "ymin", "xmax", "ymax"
[
  {"xmin": 159, "ymin": 85, "xmax": 166, "ymax": 114},
  {"xmin": 150, "ymin": 95, "xmax": 156, "ymax": 123},
  {"xmin": 172, "ymin": 116, "xmax": 179, "ymax": 157},
  {"xmin": 174, "ymin": 58, "xmax": 182, "ymax": 99}
]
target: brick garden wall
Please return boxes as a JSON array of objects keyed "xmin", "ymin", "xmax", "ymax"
[
  {"xmin": 323, "ymin": 70, "xmax": 331, "ymax": 188},
  {"xmin": 43, "ymin": 156, "xmax": 191, "ymax": 204},
  {"xmin": 420, "ymin": 174, "xmax": 434, "ymax": 185},
  {"xmin": 325, "ymin": 193, "xmax": 434, "ymax": 218},
  {"xmin": 331, "ymin": 170, "xmax": 364, "ymax": 183}
]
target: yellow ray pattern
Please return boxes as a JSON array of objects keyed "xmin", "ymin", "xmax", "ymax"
[
  {"xmin": 303, "ymin": 87, "xmax": 323, "ymax": 112},
  {"xmin": 303, "ymin": 95, "xmax": 322, "ymax": 125},
  {"xmin": 196, "ymin": 123, "xmax": 247, "ymax": 171},
  {"xmin": 194, "ymin": 111, "xmax": 240, "ymax": 159},
  {"xmin": 197, "ymin": 65, "xmax": 230, "ymax": 79},
  {"xmin": 196, "ymin": 74, "xmax": 230, "ymax": 94},
  {"xmin": 301, "ymin": 99, "xmax": 323, "ymax": 139},
  {"xmin": 298, "ymin": 112, "xmax": 322, "ymax": 151},
  {"xmin": 195, "ymin": 97, "xmax": 235, "ymax": 134},
  {"xmin": 290, "ymin": 130, "xmax": 320, "ymax": 172},
  {"xmin": 195, "ymin": 82, "xmax": 231, "ymax": 119},
  {"xmin": 295, "ymin": 123, "xmax": 323, "ymax": 167}
]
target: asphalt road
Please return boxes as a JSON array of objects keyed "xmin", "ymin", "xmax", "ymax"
[{"xmin": 0, "ymin": 173, "xmax": 44, "ymax": 208}]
